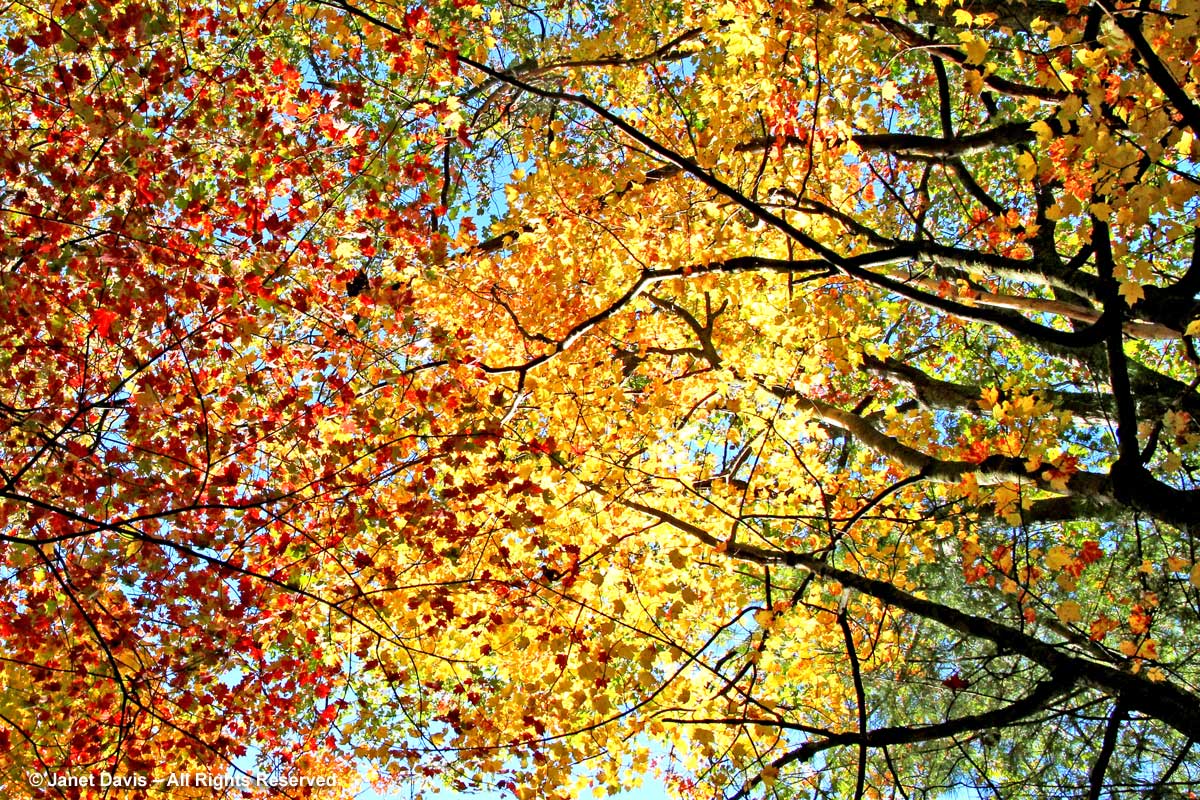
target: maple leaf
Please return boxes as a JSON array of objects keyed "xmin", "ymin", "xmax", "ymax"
[
  {"xmin": 91, "ymin": 308, "xmax": 118, "ymax": 339},
  {"xmin": 1118, "ymin": 281, "xmax": 1145, "ymax": 306},
  {"xmin": 1056, "ymin": 600, "xmax": 1083, "ymax": 624},
  {"xmin": 942, "ymin": 673, "xmax": 970, "ymax": 691}
]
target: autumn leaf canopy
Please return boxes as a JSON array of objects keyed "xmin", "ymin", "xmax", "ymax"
[{"xmin": 2, "ymin": 0, "xmax": 1200, "ymax": 798}]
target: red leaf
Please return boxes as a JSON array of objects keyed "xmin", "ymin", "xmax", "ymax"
[
  {"xmin": 1078, "ymin": 540, "xmax": 1104, "ymax": 565},
  {"xmin": 962, "ymin": 439, "xmax": 990, "ymax": 464},
  {"xmin": 92, "ymin": 308, "xmax": 118, "ymax": 339},
  {"xmin": 404, "ymin": 7, "xmax": 427, "ymax": 29},
  {"xmin": 942, "ymin": 673, "xmax": 969, "ymax": 691}
]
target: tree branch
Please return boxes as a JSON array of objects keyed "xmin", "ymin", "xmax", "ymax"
[
  {"xmin": 1086, "ymin": 701, "xmax": 1127, "ymax": 800},
  {"xmin": 725, "ymin": 673, "xmax": 1074, "ymax": 800}
]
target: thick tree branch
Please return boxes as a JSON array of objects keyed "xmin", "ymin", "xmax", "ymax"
[
  {"xmin": 1086, "ymin": 701, "xmax": 1127, "ymax": 800},
  {"xmin": 745, "ymin": 373, "xmax": 1117, "ymax": 501},
  {"xmin": 862, "ymin": 354, "xmax": 1115, "ymax": 421},
  {"xmin": 724, "ymin": 674, "xmax": 1075, "ymax": 800},
  {"xmin": 839, "ymin": 607, "xmax": 869, "ymax": 800},
  {"xmin": 1098, "ymin": 1, "xmax": 1200, "ymax": 134},
  {"xmin": 852, "ymin": 12, "xmax": 1068, "ymax": 100},
  {"xmin": 854, "ymin": 121, "xmax": 1035, "ymax": 160}
]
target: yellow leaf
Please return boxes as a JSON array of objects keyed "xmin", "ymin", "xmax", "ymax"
[
  {"xmin": 1016, "ymin": 152, "xmax": 1037, "ymax": 181},
  {"xmin": 1191, "ymin": 563, "xmax": 1200, "ymax": 589},
  {"xmin": 1118, "ymin": 281, "xmax": 1144, "ymax": 306},
  {"xmin": 958, "ymin": 32, "xmax": 988, "ymax": 65},
  {"xmin": 1056, "ymin": 600, "xmax": 1082, "ymax": 624},
  {"xmin": 1077, "ymin": 47, "xmax": 1107, "ymax": 70},
  {"xmin": 1045, "ymin": 545, "xmax": 1072, "ymax": 571}
]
